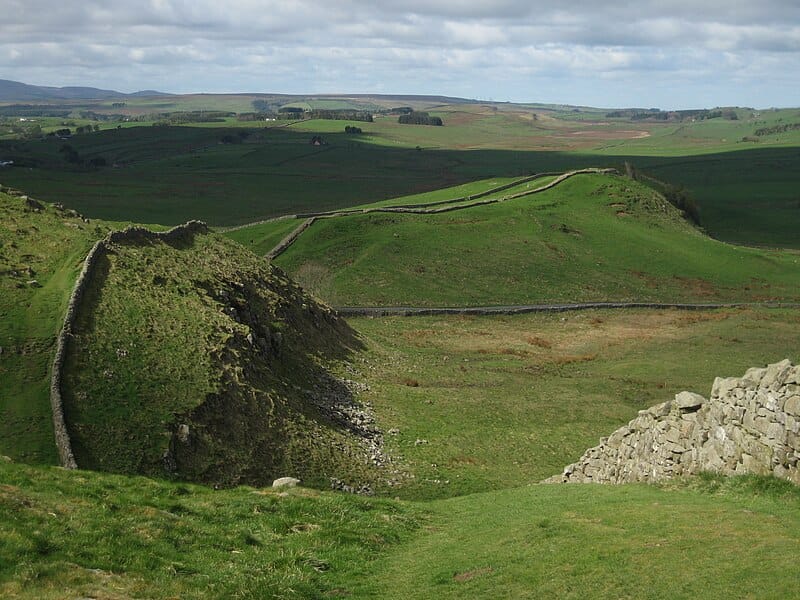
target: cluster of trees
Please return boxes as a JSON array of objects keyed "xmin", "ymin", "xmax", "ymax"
[
  {"xmin": 309, "ymin": 110, "xmax": 373, "ymax": 122},
  {"xmin": 344, "ymin": 125, "xmax": 362, "ymax": 134},
  {"xmin": 75, "ymin": 124, "xmax": 100, "ymax": 134},
  {"xmin": 237, "ymin": 112, "xmax": 269, "ymax": 121},
  {"xmin": 398, "ymin": 111, "xmax": 443, "ymax": 126},
  {"xmin": 153, "ymin": 111, "xmax": 234, "ymax": 125},
  {"xmin": 755, "ymin": 122, "xmax": 800, "ymax": 136},
  {"xmin": 607, "ymin": 108, "xmax": 738, "ymax": 122},
  {"xmin": 79, "ymin": 110, "xmax": 127, "ymax": 122},
  {"xmin": 58, "ymin": 144, "xmax": 107, "ymax": 168}
]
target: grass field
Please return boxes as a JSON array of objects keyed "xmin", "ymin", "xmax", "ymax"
[
  {"xmin": 351, "ymin": 307, "xmax": 800, "ymax": 500},
  {"xmin": 241, "ymin": 173, "xmax": 800, "ymax": 307},
  {"xmin": 1, "ymin": 102, "xmax": 798, "ymax": 246}
]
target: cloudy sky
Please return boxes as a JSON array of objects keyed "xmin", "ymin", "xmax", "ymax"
[{"xmin": 2, "ymin": 0, "xmax": 799, "ymax": 108}]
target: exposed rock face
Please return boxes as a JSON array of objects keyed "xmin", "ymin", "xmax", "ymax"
[{"xmin": 547, "ymin": 360, "xmax": 800, "ymax": 485}]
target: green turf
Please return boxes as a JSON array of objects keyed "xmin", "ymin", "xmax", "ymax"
[
  {"xmin": 264, "ymin": 173, "xmax": 800, "ymax": 307},
  {"xmin": 2, "ymin": 459, "xmax": 799, "ymax": 598},
  {"xmin": 0, "ymin": 191, "xmax": 113, "ymax": 463},
  {"xmin": 357, "ymin": 475, "xmax": 800, "ymax": 599},
  {"xmin": 0, "ymin": 460, "xmax": 419, "ymax": 599},
  {"xmin": 222, "ymin": 218, "xmax": 299, "ymax": 257}
]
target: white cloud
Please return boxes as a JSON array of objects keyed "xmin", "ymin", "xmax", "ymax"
[{"xmin": 0, "ymin": 0, "xmax": 798, "ymax": 107}]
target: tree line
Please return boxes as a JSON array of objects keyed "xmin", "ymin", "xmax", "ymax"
[{"xmin": 398, "ymin": 111, "xmax": 443, "ymax": 126}]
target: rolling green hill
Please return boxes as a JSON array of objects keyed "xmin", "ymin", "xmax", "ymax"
[
  {"xmin": 3, "ymin": 186, "xmax": 800, "ymax": 597},
  {"xmin": 229, "ymin": 172, "xmax": 800, "ymax": 307}
]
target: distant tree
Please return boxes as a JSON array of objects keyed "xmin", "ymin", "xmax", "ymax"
[{"xmin": 59, "ymin": 144, "xmax": 81, "ymax": 164}]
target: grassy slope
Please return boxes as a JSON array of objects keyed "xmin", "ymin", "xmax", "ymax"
[
  {"xmin": 267, "ymin": 174, "xmax": 800, "ymax": 306},
  {"xmin": 2, "ymin": 461, "xmax": 799, "ymax": 599},
  {"xmin": 358, "ymin": 475, "xmax": 800, "ymax": 599},
  {"xmin": 62, "ymin": 229, "xmax": 386, "ymax": 488},
  {"xmin": 0, "ymin": 191, "xmax": 112, "ymax": 463},
  {"xmin": 0, "ymin": 461, "xmax": 419, "ymax": 600},
  {"xmin": 221, "ymin": 175, "xmax": 539, "ymax": 252}
]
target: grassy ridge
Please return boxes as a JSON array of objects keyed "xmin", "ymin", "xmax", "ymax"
[{"xmin": 262, "ymin": 174, "xmax": 800, "ymax": 307}]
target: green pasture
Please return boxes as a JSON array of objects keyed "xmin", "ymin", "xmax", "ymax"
[{"xmin": 3, "ymin": 297, "xmax": 800, "ymax": 599}]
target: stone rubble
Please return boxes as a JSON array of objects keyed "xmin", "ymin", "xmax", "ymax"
[{"xmin": 546, "ymin": 359, "xmax": 800, "ymax": 485}]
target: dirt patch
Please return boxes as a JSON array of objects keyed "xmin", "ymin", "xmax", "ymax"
[
  {"xmin": 526, "ymin": 336, "xmax": 552, "ymax": 348},
  {"xmin": 564, "ymin": 129, "xmax": 650, "ymax": 140},
  {"xmin": 673, "ymin": 276, "xmax": 718, "ymax": 298},
  {"xmin": 454, "ymin": 567, "xmax": 493, "ymax": 582}
]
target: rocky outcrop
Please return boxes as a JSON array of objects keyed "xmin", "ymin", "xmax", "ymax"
[{"xmin": 547, "ymin": 360, "xmax": 800, "ymax": 485}]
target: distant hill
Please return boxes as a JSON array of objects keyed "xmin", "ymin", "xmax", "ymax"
[{"xmin": 0, "ymin": 78, "xmax": 168, "ymax": 101}]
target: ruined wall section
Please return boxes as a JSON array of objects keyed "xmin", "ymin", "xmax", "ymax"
[{"xmin": 547, "ymin": 360, "xmax": 800, "ymax": 485}]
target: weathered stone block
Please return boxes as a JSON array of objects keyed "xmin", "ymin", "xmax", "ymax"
[
  {"xmin": 674, "ymin": 391, "xmax": 705, "ymax": 411},
  {"xmin": 741, "ymin": 367, "xmax": 766, "ymax": 388},
  {"xmin": 762, "ymin": 359, "xmax": 793, "ymax": 389},
  {"xmin": 712, "ymin": 377, "xmax": 740, "ymax": 399},
  {"xmin": 784, "ymin": 395, "xmax": 800, "ymax": 417}
]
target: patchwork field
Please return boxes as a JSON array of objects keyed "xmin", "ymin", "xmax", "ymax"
[{"xmin": 2, "ymin": 101, "xmax": 799, "ymax": 246}]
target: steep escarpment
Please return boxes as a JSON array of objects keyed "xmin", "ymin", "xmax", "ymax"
[
  {"xmin": 60, "ymin": 226, "xmax": 392, "ymax": 489},
  {"xmin": 548, "ymin": 360, "xmax": 800, "ymax": 485}
]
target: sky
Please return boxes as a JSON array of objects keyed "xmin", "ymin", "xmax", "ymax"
[{"xmin": 2, "ymin": 0, "xmax": 799, "ymax": 109}]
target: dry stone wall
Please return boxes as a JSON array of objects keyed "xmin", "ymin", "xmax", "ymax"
[
  {"xmin": 50, "ymin": 220, "xmax": 208, "ymax": 468},
  {"xmin": 547, "ymin": 360, "xmax": 800, "ymax": 485}
]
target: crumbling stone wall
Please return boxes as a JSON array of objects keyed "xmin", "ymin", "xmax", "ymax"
[
  {"xmin": 547, "ymin": 360, "xmax": 800, "ymax": 485},
  {"xmin": 50, "ymin": 220, "xmax": 208, "ymax": 468}
]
